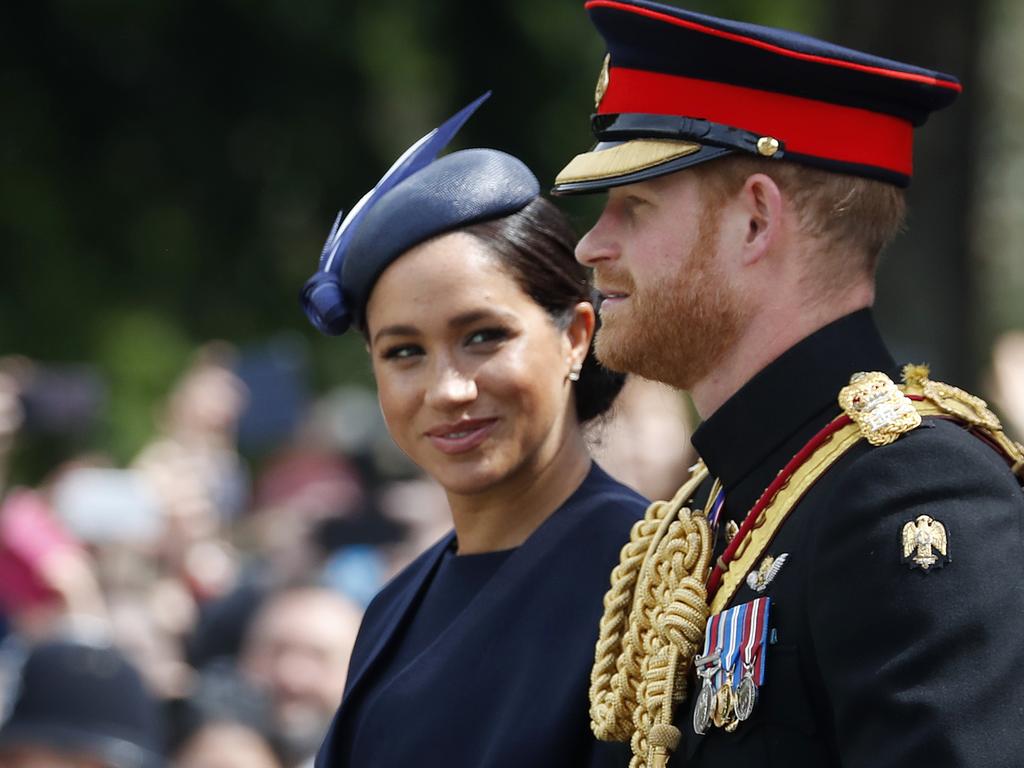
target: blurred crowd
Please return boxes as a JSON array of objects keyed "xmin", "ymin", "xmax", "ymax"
[
  {"xmin": 0, "ymin": 340, "xmax": 701, "ymax": 768},
  {"xmin": 1, "ymin": 333, "xmax": 1021, "ymax": 767}
]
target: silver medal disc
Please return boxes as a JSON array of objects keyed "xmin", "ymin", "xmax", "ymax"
[
  {"xmin": 734, "ymin": 675, "xmax": 758, "ymax": 721},
  {"xmin": 693, "ymin": 684, "xmax": 713, "ymax": 735}
]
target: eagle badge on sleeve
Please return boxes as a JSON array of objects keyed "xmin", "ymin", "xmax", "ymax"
[{"xmin": 901, "ymin": 515, "xmax": 950, "ymax": 571}]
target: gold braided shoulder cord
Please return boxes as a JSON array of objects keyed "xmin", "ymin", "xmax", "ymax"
[
  {"xmin": 902, "ymin": 364, "xmax": 1024, "ymax": 479},
  {"xmin": 589, "ymin": 462, "xmax": 713, "ymax": 768}
]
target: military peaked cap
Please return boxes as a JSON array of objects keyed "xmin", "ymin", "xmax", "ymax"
[{"xmin": 554, "ymin": 0, "xmax": 961, "ymax": 193}]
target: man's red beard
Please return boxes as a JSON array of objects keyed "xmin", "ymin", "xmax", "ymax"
[{"xmin": 593, "ymin": 208, "xmax": 751, "ymax": 391}]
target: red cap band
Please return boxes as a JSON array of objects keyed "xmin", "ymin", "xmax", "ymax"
[{"xmin": 599, "ymin": 67, "xmax": 915, "ymax": 177}]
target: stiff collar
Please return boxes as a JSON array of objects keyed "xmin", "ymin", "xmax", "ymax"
[{"xmin": 691, "ymin": 309, "xmax": 897, "ymax": 492}]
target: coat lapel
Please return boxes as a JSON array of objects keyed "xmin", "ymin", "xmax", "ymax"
[
  {"xmin": 318, "ymin": 531, "xmax": 454, "ymax": 764},
  {"xmin": 344, "ymin": 532, "xmax": 454, "ymax": 700}
]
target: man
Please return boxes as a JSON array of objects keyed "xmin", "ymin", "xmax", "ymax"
[
  {"xmin": 0, "ymin": 639, "xmax": 164, "ymax": 768},
  {"xmin": 552, "ymin": 1, "xmax": 1024, "ymax": 767},
  {"xmin": 239, "ymin": 586, "xmax": 361, "ymax": 768}
]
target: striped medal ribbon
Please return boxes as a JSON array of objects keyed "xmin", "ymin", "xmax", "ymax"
[{"xmin": 734, "ymin": 596, "xmax": 772, "ymax": 722}]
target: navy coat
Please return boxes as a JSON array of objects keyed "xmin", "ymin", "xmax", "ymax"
[{"xmin": 316, "ymin": 463, "xmax": 645, "ymax": 767}]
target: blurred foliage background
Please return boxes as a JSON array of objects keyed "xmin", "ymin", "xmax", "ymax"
[{"xmin": 1, "ymin": 0, "xmax": 1020, "ymax": 475}]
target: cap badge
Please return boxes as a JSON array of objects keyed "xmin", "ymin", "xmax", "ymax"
[
  {"xmin": 901, "ymin": 514, "xmax": 950, "ymax": 571},
  {"xmin": 746, "ymin": 553, "xmax": 788, "ymax": 592},
  {"xmin": 756, "ymin": 136, "xmax": 781, "ymax": 157},
  {"xmin": 839, "ymin": 371, "xmax": 922, "ymax": 446},
  {"xmin": 594, "ymin": 53, "xmax": 611, "ymax": 109}
]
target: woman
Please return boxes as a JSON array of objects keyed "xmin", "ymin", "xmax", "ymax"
[{"xmin": 301, "ymin": 96, "xmax": 644, "ymax": 767}]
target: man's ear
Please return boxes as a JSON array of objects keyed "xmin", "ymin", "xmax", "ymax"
[{"xmin": 737, "ymin": 172, "xmax": 783, "ymax": 266}]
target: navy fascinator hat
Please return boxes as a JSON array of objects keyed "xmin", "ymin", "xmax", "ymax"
[{"xmin": 301, "ymin": 93, "xmax": 540, "ymax": 335}]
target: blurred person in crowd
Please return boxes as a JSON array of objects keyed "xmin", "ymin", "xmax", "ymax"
[
  {"xmin": 186, "ymin": 431, "xmax": 376, "ymax": 668},
  {"xmin": 133, "ymin": 343, "xmax": 249, "ymax": 606},
  {"xmin": 587, "ymin": 376, "xmax": 696, "ymax": 500},
  {"xmin": 239, "ymin": 586, "xmax": 361, "ymax": 768},
  {"xmin": 169, "ymin": 664, "xmax": 281, "ymax": 768},
  {"xmin": 0, "ymin": 370, "xmax": 22, "ymax": 494},
  {"xmin": 0, "ymin": 365, "xmax": 108, "ymax": 643},
  {"xmin": 248, "ymin": 431, "xmax": 365, "ymax": 589},
  {"xmin": 106, "ymin": 587, "xmax": 196, "ymax": 702},
  {"xmin": 299, "ymin": 95, "xmax": 644, "ymax": 767},
  {"xmin": 989, "ymin": 329, "xmax": 1024, "ymax": 439},
  {"xmin": 0, "ymin": 467, "xmax": 108, "ymax": 643},
  {"xmin": 372, "ymin": 476, "xmax": 450, "ymax": 580},
  {"xmin": 0, "ymin": 639, "xmax": 163, "ymax": 768}
]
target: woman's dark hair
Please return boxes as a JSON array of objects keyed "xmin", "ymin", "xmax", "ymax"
[{"xmin": 462, "ymin": 197, "xmax": 626, "ymax": 423}]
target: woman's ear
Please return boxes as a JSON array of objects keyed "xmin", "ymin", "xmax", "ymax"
[{"xmin": 565, "ymin": 301, "xmax": 597, "ymax": 369}]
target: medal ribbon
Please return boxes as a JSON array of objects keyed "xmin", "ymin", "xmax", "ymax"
[
  {"xmin": 707, "ymin": 487, "xmax": 726, "ymax": 532},
  {"xmin": 700, "ymin": 610, "xmax": 723, "ymax": 673},
  {"xmin": 718, "ymin": 602, "xmax": 744, "ymax": 688},
  {"xmin": 732, "ymin": 602, "xmax": 752, "ymax": 688},
  {"xmin": 735, "ymin": 597, "xmax": 770, "ymax": 686},
  {"xmin": 753, "ymin": 596, "xmax": 771, "ymax": 685}
]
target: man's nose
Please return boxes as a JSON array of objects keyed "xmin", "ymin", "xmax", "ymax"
[{"xmin": 575, "ymin": 209, "xmax": 619, "ymax": 267}]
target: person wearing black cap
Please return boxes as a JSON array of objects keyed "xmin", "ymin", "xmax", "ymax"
[
  {"xmin": 300, "ymin": 94, "xmax": 643, "ymax": 767},
  {"xmin": 0, "ymin": 639, "xmax": 164, "ymax": 768},
  {"xmin": 552, "ymin": 2, "xmax": 1024, "ymax": 768}
]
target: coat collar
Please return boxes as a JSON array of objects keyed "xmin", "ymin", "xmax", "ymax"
[
  {"xmin": 321, "ymin": 462, "xmax": 622, "ymax": 765},
  {"xmin": 691, "ymin": 309, "xmax": 897, "ymax": 495}
]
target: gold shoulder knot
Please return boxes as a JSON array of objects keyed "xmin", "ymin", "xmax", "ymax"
[
  {"xmin": 900, "ymin": 364, "xmax": 1024, "ymax": 478},
  {"xmin": 839, "ymin": 371, "xmax": 922, "ymax": 446},
  {"xmin": 901, "ymin": 363, "xmax": 1002, "ymax": 431}
]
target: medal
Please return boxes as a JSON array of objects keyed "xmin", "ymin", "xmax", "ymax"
[
  {"xmin": 734, "ymin": 673, "xmax": 758, "ymax": 721},
  {"xmin": 713, "ymin": 682, "xmax": 733, "ymax": 729},
  {"xmin": 693, "ymin": 613, "xmax": 723, "ymax": 736},
  {"xmin": 693, "ymin": 651, "xmax": 720, "ymax": 735},
  {"xmin": 693, "ymin": 671, "xmax": 716, "ymax": 735}
]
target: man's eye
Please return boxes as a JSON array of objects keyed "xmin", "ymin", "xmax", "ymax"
[{"xmin": 382, "ymin": 344, "xmax": 423, "ymax": 360}]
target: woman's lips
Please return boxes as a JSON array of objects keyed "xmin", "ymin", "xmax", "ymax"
[{"xmin": 425, "ymin": 418, "xmax": 499, "ymax": 455}]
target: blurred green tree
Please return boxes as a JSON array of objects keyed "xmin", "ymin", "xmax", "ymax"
[{"xmin": 0, "ymin": 0, "xmax": 991, "ymax": 469}]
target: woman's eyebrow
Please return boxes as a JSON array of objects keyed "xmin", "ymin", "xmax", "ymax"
[
  {"xmin": 448, "ymin": 308, "xmax": 517, "ymax": 330},
  {"xmin": 372, "ymin": 324, "xmax": 419, "ymax": 345},
  {"xmin": 448, "ymin": 310, "xmax": 492, "ymax": 329},
  {"xmin": 372, "ymin": 308, "xmax": 516, "ymax": 344}
]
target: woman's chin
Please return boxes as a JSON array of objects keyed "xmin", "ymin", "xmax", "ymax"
[{"xmin": 430, "ymin": 459, "xmax": 507, "ymax": 497}]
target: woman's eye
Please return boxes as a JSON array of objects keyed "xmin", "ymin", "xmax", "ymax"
[
  {"xmin": 466, "ymin": 328, "xmax": 508, "ymax": 347},
  {"xmin": 382, "ymin": 344, "xmax": 423, "ymax": 360}
]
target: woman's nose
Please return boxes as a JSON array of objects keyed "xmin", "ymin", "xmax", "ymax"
[{"xmin": 424, "ymin": 361, "xmax": 477, "ymax": 409}]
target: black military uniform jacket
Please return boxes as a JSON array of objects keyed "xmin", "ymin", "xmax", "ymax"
[{"xmin": 677, "ymin": 309, "xmax": 1024, "ymax": 767}]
